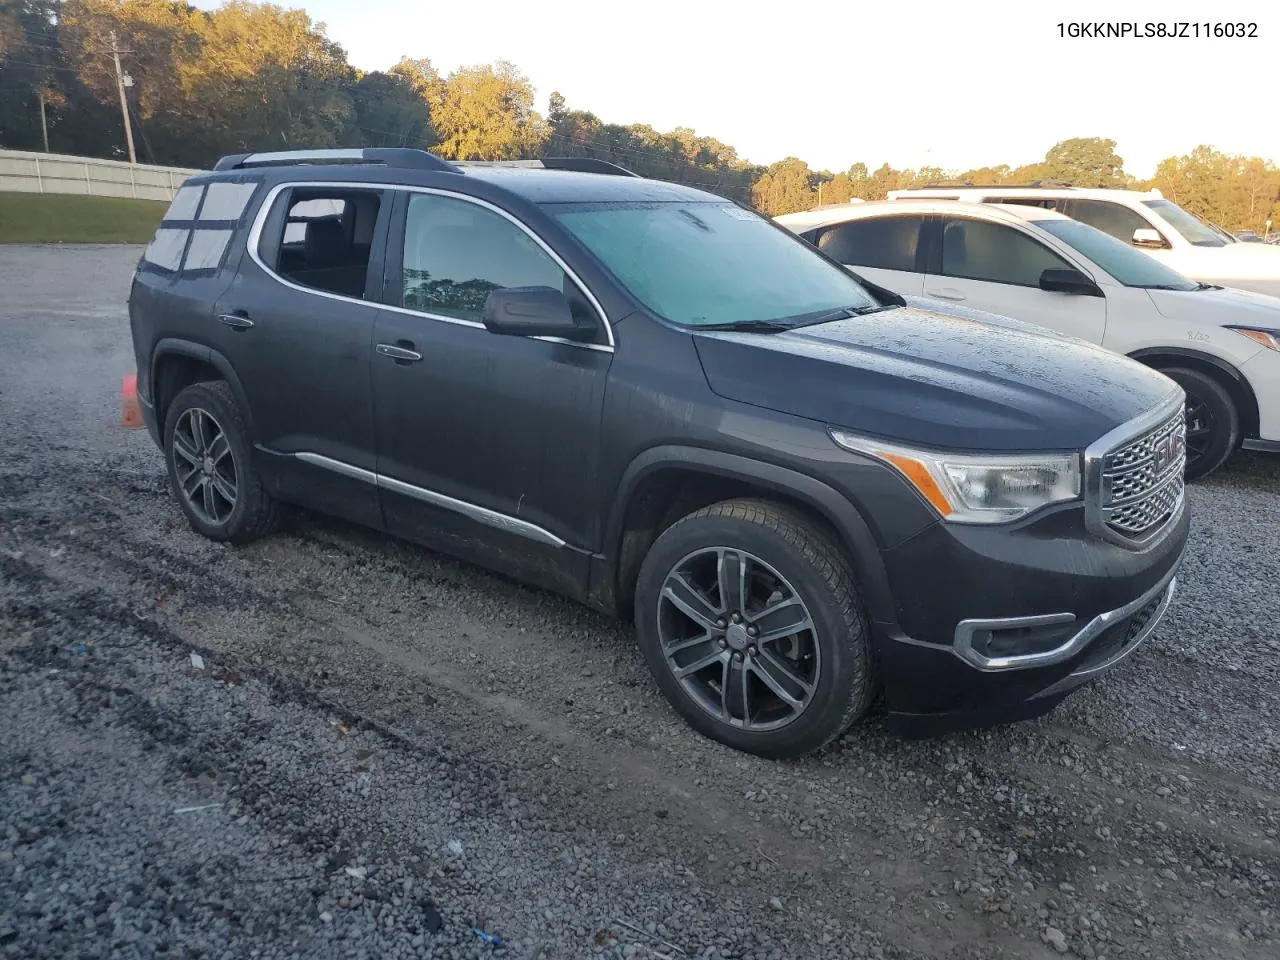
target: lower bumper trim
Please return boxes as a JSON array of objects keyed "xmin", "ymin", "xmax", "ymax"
[{"xmin": 1242, "ymin": 437, "xmax": 1280, "ymax": 453}]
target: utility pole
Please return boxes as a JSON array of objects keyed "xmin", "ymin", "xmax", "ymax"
[
  {"xmin": 109, "ymin": 32, "xmax": 137, "ymax": 164},
  {"xmin": 38, "ymin": 90, "xmax": 49, "ymax": 153}
]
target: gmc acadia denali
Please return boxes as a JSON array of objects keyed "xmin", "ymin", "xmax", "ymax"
[{"xmin": 128, "ymin": 148, "xmax": 1190, "ymax": 758}]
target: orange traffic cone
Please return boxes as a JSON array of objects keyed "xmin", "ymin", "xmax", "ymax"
[{"xmin": 122, "ymin": 372, "xmax": 143, "ymax": 428}]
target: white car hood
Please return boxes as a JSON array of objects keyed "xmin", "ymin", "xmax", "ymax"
[
  {"xmin": 1182, "ymin": 240, "xmax": 1280, "ymax": 277},
  {"xmin": 1147, "ymin": 284, "xmax": 1280, "ymax": 327}
]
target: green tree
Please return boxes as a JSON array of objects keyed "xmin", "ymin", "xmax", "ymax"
[
  {"xmin": 1151, "ymin": 145, "xmax": 1280, "ymax": 234},
  {"xmin": 1038, "ymin": 137, "xmax": 1126, "ymax": 186},
  {"xmin": 430, "ymin": 60, "xmax": 544, "ymax": 160},
  {"xmin": 751, "ymin": 157, "xmax": 815, "ymax": 215},
  {"xmin": 349, "ymin": 71, "xmax": 434, "ymax": 149}
]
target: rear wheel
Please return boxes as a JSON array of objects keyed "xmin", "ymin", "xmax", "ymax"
[
  {"xmin": 634, "ymin": 499, "xmax": 876, "ymax": 758},
  {"xmin": 163, "ymin": 381, "xmax": 280, "ymax": 544},
  {"xmin": 1158, "ymin": 367, "xmax": 1239, "ymax": 481}
]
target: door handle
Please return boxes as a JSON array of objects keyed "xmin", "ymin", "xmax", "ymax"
[
  {"xmin": 376, "ymin": 342, "xmax": 423, "ymax": 363},
  {"xmin": 926, "ymin": 288, "xmax": 966, "ymax": 302},
  {"xmin": 217, "ymin": 312, "xmax": 255, "ymax": 330}
]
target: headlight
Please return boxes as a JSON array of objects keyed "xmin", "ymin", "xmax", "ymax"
[
  {"xmin": 1226, "ymin": 326, "xmax": 1280, "ymax": 351},
  {"xmin": 829, "ymin": 429, "xmax": 1081, "ymax": 524}
]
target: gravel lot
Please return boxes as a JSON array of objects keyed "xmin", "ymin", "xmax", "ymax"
[{"xmin": 1, "ymin": 244, "xmax": 1277, "ymax": 960}]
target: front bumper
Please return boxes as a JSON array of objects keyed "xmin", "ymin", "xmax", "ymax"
[{"xmin": 873, "ymin": 498, "xmax": 1189, "ymax": 737}]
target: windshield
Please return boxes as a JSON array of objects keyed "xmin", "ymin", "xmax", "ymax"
[
  {"xmin": 1143, "ymin": 199, "xmax": 1227, "ymax": 247},
  {"xmin": 1038, "ymin": 219, "xmax": 1198, "ymax": 290},
  {"xmin": 549, "ymin": 201, "xmax": 879, "ymax": 327}
]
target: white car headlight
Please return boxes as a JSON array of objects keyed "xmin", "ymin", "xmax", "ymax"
[{"xmin": 829, "ymin": 429, "xmax": 1082, "ymax": 524}]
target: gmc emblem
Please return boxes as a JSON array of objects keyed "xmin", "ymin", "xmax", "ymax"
[{"xmin": 1153, "ymin": 432, "xmax": 1185, "ymax": 473}]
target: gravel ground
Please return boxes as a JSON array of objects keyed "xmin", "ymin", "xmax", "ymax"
[{"xmin": 1, "ymin": 244, "xmax": 1277, "ymax": 960}]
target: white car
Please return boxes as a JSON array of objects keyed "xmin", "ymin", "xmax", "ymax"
[
  {"xmin": 775, "ymin": 199, "xmax": 1280, "ymax": 480},
  {"xmin": 886, "ymin": 185, "xmax": 1280, "ymax": 298}
]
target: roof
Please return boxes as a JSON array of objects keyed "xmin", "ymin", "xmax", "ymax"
[
  {"xmin": 201, "ymin": 148, "xmax": 723, "ymax": 205},
  {"xmin": 888, "ymin": 185, "xmax": 1163, "ymax": 202},
  {"xmin": 774, "ymin": 199, "xmax": 1074, "ymax": 232}
]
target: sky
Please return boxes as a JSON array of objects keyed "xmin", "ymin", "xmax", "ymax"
[{"xmin": 196, "ymin": 0, "xmax": 1277, "ymax": 178}]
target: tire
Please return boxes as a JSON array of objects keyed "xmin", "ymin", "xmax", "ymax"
[
  {"xmin": 163, "ymin": 380, "xmax": 280, "ymax": 544},
  {"xmin": 1159, "ymin": 367, "xmax": 1239, "ymax": 482},
  {"xmin": 634, "ymin": 498, "xmax": 876, "ymax": 758}
]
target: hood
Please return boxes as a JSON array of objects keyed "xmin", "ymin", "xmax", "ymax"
[
  {"xmin": 1147, "ymin": 284, "xmax": 1280, "ymax": 325},
  {"xmin": 692, "ymin": 303, "xmax": 1179, "ymax": 453}
]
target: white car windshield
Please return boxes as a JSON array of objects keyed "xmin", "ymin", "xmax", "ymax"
[
  {"xmin": 549, "ymin": 201, "xmax": 881, "ymax": 328},
  {"xmin": 1038, "ymin": 219, "xmax": 1199, "ymax": 290},
  {"xmin": 1143, "ymin": 199, "xmax": 1228, "ymax": 248}
]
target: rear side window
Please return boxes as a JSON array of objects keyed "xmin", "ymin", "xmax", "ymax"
[
  {"xmin": 815, "ymin": 216, "xmax": 924, "ymax": 272},
  {"xmin": 259, "ymin": 188, "xmax": 383, "ymax": 299},
  {"xmin": 940, "ymin": 218, "xmax": 1072, "ymax": 286},
  {"xmin": 142, "ymin": 179, "xmax": 258, "ymax": 275},
  {"xmin": 1062, "ymin": 200, "xmax": 1155, "ymax": 245}
]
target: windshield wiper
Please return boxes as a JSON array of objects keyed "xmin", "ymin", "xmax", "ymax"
[
  {"xmin": 1194, "ymin": 281, "xmax": 1224, "ymax": 291},
  {"xmin": 695, "ymin": 319, "xmax": 795, "ymax": 333}
]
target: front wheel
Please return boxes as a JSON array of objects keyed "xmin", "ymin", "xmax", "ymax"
[
  {"xmin": 634, "ymin": 499, "xmax": 876, "ymax": 758},
  {"xmin": 1159, "ymin": 367, "xmax": 1239, "ymax": 481}
]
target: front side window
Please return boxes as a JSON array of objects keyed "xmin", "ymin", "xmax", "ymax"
[
  {"xmin": 1143, "ymin": 199, "xmax": 1226, "ymax": 247},
  {"xmin": 1064, "ymin": 200, "xmax": 1155, "ymax": 246},
  {"xmin": 815, "ymin": 216, "xmax": 924, "ymax": 272},
  {"xmin": 1036, "ymin": 219, "xmax": 1197, "ymax": 290},
  {"xmin": 401, "ymin": 193, "xmax": 570, "ymax": 323},
  {"xmin": 550, "ymin": 201, "xmax": 879, "ymax": 327},
  {"xmin": 940, "ymin": 218, "xmax": 1072, "ymax": 286}
]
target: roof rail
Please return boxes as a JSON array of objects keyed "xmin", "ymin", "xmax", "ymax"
[
  {"xmin": 212, "ymin": 148, "xmax": 459, "ymax": 173},
  {"xmin": 454, "ymin": 157, "xmax": 639, "ymax": 177},
  {"xmin": 906, "ymin": 180, "xmax": 1081, "ymax": 190}
]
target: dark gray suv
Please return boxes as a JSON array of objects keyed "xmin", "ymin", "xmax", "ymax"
[{"xmin": 128, "ymin": 148, "xmax": 1190, "ymax": 757}]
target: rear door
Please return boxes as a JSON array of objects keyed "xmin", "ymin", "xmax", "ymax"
[
  {"xmin": 211, "ymin": 182, "xmax": 392, "ymax": 529},
  {"xmin": 924, "ymin": 216, "xmax": 1107, "ymax": 343},
  {"xmin": 808, "ymin": 214, "xmax": 928, "ymax": 296}
]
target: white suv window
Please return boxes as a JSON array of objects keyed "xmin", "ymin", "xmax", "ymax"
[
  {"xmin": 1064, "ymin": 200, "xmax": 1158, "ymax": 246},
  {"xmin": 815, "ymin": 216, "xmax": 924, "ymax": 272},
  {"xmin": 941, "ymin": 219, "xmax": 1072, "ymax": 287}
]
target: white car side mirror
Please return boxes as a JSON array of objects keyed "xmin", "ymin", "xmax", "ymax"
[{"xmin": 1132, "ymin": 228, "xmax": 1166, "ymax": 248}]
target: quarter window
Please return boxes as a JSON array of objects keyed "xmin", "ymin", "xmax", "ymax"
[
  {"xmin": 400, "ymin": 193, "xmax": 571, "ymax": 324},
  {"xmin": 815, "ymin": 216, "xmax": 924, "ymax": 272},
  {"xmin": 940, "ymin": 218, "xmax": 1072, "ymax": 286}
]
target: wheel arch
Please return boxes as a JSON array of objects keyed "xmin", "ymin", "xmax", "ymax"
[
  {"xmin": 596, "ymin": 445, "xmax": 895, "ymax": 627},
  {"xmin": 151, "ymin": 339, "xmax": 258, "ymax": 440},
  {"xmin": 1127, "ymin": 346, "xmax": 1259, "ymax": 441}
]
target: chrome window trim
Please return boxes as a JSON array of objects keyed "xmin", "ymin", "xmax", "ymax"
[
  {"xmin": 294, "ymin": 452, "xmax": 566, "ymax": 549},
  {"xmin": 953, "ymin": 561, "xmax": 1179, "ymax": 672},
  {"xmin": 245, "ymin": 180, "xmax": 615, "ymax": 354},
  {"xmin": 1083, "ymin": 386, "xmax": 1185, "ymax": 549}
]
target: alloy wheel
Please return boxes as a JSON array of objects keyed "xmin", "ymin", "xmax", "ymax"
[
  {"xmin": 656, "ymin": 547, "xmax": 820, "ymax": 732},
  {"xmin": 172, "ymin": 407, "xmax": 238, "ymax": 525},
  {"xmin": 1184, "ymin": 394, "xmax": 1215, "ymax": 476}
]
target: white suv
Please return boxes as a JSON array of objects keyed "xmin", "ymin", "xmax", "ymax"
[
  {"xmin": 775, "ymin": 199, "xmax": 1280, "ymax": 480},
  {"xmin": 887, "ymin": 185, "xmax": 1280, "ymax": 298}
]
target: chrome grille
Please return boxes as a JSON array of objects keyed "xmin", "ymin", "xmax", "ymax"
[{"xmin": 1099, "ymin": 410, "xmax": 1185, "ymax": 541}]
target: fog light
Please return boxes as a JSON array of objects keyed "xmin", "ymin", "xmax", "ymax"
[{"xmin": 971, "ymin": 621, "xmax": 1079, "ymax": 658}]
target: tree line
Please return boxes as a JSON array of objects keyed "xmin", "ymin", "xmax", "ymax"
[{"xmin": 2, "ymin": 0, "xmax": 1278, "ymax": 234}]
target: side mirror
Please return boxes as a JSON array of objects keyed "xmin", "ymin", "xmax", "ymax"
[
  {"xmin": 1132, "ymin": 227, "xmax": 1166, "ymax": 248},
  {"xmin": 482, "ymin": 286, "xmax": 592, "ymax": 340},
  {"xmin": 1039, "ymin": 267, "xmax": 1103, "ymax": 297}
]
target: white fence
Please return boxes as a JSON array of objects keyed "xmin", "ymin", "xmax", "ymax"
[{"xmin": 0, "ymin": 149, "xmax": 203, "ymax": 203}]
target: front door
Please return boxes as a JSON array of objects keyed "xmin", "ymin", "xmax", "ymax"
[
  {"xmin": 923, "ymin": 216, "xmax": 1107, "ymax": 344},
  {"xmin": 371, "ymin": 189, "xmax": 613, "ymax": 597}
]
